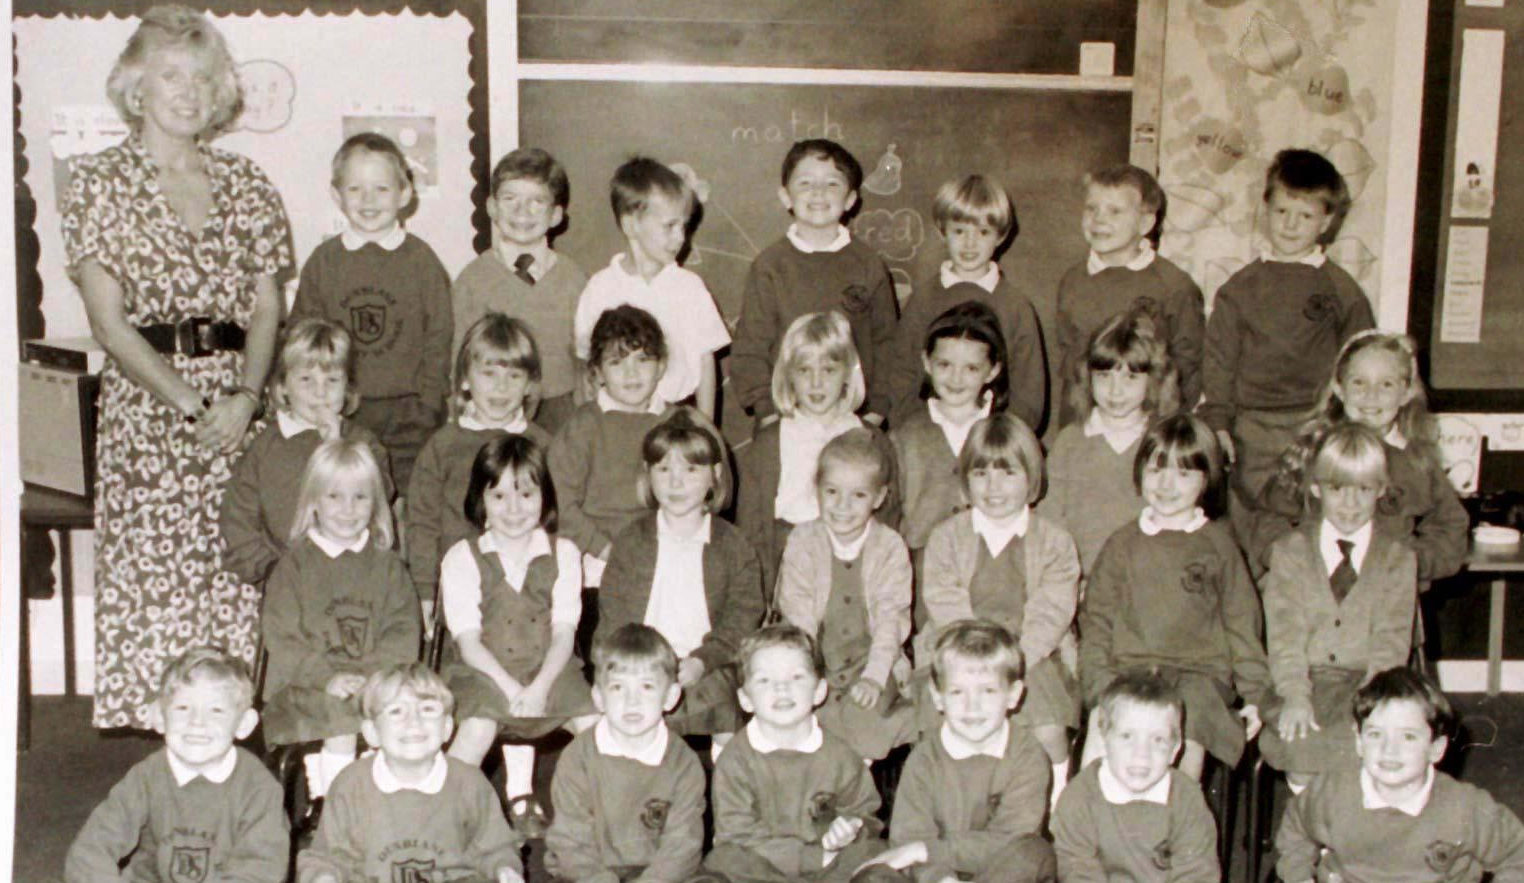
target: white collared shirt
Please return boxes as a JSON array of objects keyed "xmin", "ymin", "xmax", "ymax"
[
  {"xmin": 1083, "ymin": 409, "xmax": 1148, "ymax": 455},
  {"xmin": 786, "ymin": 223, "xmax": 852, "ymax": 254},
  {"xmin": 340, "ymin": 225, "xmax": 407, "ymax": 251},
  {"xmin": 775, "ymin": 412, "xmax": 862, "ymax": 524},
  {"xmin": 167, "ymin": 746, "xmax": 238, "ymax": 786},
  {"xmin": 1087, "ymin": 240, "xmax": 1157, "ymax": 275},
  {"xmin": 646, "ymin": 512, "xmax": 713, "ymax": 658},
  {"xmin": 939, "ymin": 261, "xmax": 1000, "ymax": 293},
  {"xmin": 277, "ymin": 409, "xmax": 329, "ymax": 439},
  {"xmin": 1385, "ymin": 425, "xmax": 1408, "ymax": 450},
  {"xmin": 492, "ymin": 241, "xmax": 556, "ymax": 282},
  {"xmin": 1319, "ymin": 518, "xmax": 1373, "ymax": 574},
  {"xmin": 459, "ymin": 407, "xmax": 528, "ymax": 433},
  {"xmin": 308, "ymin": 528, "xmax": 370, "ymax": 557},
  {"xmin": 1359, "ymin": 766, "xmax": 1434, "ymax": 816},
  {"xmin": 972, "ymin": 506, "xmax": 1029, "ymax": 558},
  {"xmin": 372, "ymin": 751, "xmax": 449, "ymax": 794},
  {"xmin": 1097, "ymin": 759, "xmax": 1172, "ymax": 805},
  {"xmin": 826, "ymin": 519, "xmax": 872, "ymax": 562},
  {"xmin": 594, "ymin": 718, "xmax": 671, "ymax": 766},
  {"xmin": 927, "ymin": 396, "xmax": 991, "ymax": 457},
  {"xmin": 746, "ymin": 716, "xmax": 825, "ymax": 754},
  {"xmin": 439, "ymin": 529, "xmax": 582, "ymax": 636},
  {"xmin": 940, "ymin": 720, "xmax": 1009, "ymax": 760},
  {"xmin": 1138, "ymin": 507, "xmax": 1208, "ymax": 536},
  {"xmin": 596, "ymin": 388, "xmax": 667, "ymax": 416},
  {"xmin": 1259, "ymin": 245, "xmax": 1327, "ymax": 268}
]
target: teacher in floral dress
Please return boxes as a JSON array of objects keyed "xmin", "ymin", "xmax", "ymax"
[{"xmin": 62, "ymin": 5, "xmax": 292, "ymax": 729}]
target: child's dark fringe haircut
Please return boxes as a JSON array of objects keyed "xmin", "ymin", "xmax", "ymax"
[
  {"xmin": 592, "ymin": 623, "xmax": 679, "ymax": 686},
  {"xmin": 736, "ymin": 623, "xmax": 824, "ymax": 682},
  {"xmin": 1352, "ymin": 666, "xmax": 1455, "ymax": 741},
  {"xmin": 589, "ymin": 304, "xmax": 668, "ymax": 367}
]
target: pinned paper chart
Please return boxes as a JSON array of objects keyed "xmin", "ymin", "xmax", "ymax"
[
  {"xmin": 1451, "ymin": 30, "xmax": 1504, "ymax": 219},
  {"xmin": 1440, "ymin": 226, "xmax": 1489, "ymax": 344}
]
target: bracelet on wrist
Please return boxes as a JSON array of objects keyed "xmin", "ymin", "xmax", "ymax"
[{"xmin": 224, "ymin": 384, "xmax": 265, "ymax": 417}]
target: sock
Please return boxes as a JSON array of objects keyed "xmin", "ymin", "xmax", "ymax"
[
  {"xmin": 502, "ymin": 744, "xmax": 536, "ymax": 801},
  {"xmin": 1049, "ymin": 759, "xmax": 1071, "ymax": 812},
  {"xmin": 303, "ymin": 752, "xmax": 326, "ymax": 800},
  {"xmin": 710, "ymin": 732, "xmax": 733, "ymax": 763},
  {"xmin": 319, "ymin": 747, "xmax": 355, "ymax": 794}
]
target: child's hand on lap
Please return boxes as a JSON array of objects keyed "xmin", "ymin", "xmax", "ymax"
[
  {"xmin": 1277, "ymin": 697, "xmax": 1319, "ymax": 741},
  {"xmin": 855, "ymin": 841, "xmax": 927, "ymax": 874},
  {"xmin": 1215, "ymin": 429, "xmax": 1235, "ymax": 463},
  {"xmin": 496, "ymin": 867, "xmax": 525, "ymax": 883},
  {"xmin": 678, "ymin": 656, "xmax": 705, "ymax": 687},
  {"xmin": 325, "ymin": 672, "xmax": 367, "ymax": 699},
  {"xmin": 1239, "ymin": 703, "xmax": 1263, "ymax": 740},
  {"xmin": 821, "ymin": 815, "xmax": 864, "ymax": 851},
  {"xmin": 509, "ymin": 681, "xmax": 550, "ymax": 717},
  {"xmin": 848, "ymin": 678, "xmax": 882, "ymax": 709}
]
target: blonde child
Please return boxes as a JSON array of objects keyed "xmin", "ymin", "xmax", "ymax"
[
  {"xmin": 919, "ymin": 413, "xmax": 1081, "ymax": 801},
  {"xmin": 221, "ymin": 318, "xmax": 391, "ymax": 586},
  {"xmin": 597, "ymin": 407, "xmax": 766, "ymax": 741},
  {"xmin": 1253, "ymin": 331, "xmax": 1468, "ymax": 586},
  {"xmin": 298, "ymin": 665, "xmax": 524, "ymax": 883},
  {"xmin": 409, "ymin": 314, "xmax": 549, "ymax": 622},
  {"xmin": 1055, "ymin": 164, "xmax": 1204, "ymax": 426},
  {"xmin": 1258, "ymin": 423, "xmax": 1417, "ymax": 788},
  {"xmin": 66, "ymin": 649, "xmax": 286, "ymax": 883},
  {"xmin": 261, "ymin": 439, "xmax": 420, "ymax": 805},
  {"xmin": 732, "ymin": 139, "xmax": 898, "ymax": 426},
  {"xmin": 889, "ymin": 174, "xmax": 1046, "ymax": 429},
  {"xmin": 776, "ymin": 428, "xmax": 916, "ymax": 761},
  {"xmin": 572, "ymin": 157, "xmax": 730, "ymax": 417},
  {"xmin": 291, "ymin": 132, "xmax": 452, "ymax": 491},
  {"xmin": 452, "ymin": 148, "xmax": 587, "ymax": 433},
  {"xmin": 1078, "ymin": 414, "xmax": 1269, "ymax": 779},
  {"xmin": 440, "ymin": 434, "xmax": 597, "ymax": 829},
  {"xmin": 736, "ymin": 310, "xmax": 899, "ymax": 591},
  {"xmin": 1040, "ymin": 310, "xmax": 1180, "ymax": 575}
]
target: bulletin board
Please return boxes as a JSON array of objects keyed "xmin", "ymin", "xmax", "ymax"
[
  {"xmin": 11, "ymin": 1, "xmax": 489, "ymax": 341},
  {"xmin": 1409, "ymin": 0, "xmax": 1524, "ymax": 410}
]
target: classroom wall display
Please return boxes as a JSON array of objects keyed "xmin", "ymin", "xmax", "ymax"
[
  {"xmin": 13, "ymin": 8, "xmax": 481, "ymax": 340},
  {"xmin": 1153, "ymin": 0, "xmax": 1399, "ymax": 316}
]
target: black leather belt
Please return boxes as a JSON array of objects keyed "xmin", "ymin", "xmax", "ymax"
[{"xmin": 137, "ymin": 318, "xmax": 246, "ymax": 357}]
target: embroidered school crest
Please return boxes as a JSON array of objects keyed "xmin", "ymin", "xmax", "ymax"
[
  {"xmin": 350, "ymin": 303, "xmax": 388, "ymax": 345},
  {"xmin": 809, "ymin": 791, "xmax": 838, "ymax": 826},
  {"xmin": 840, "ymin": 283, "xmax": 872, "ymax": 315},
  {"xmin": 1302, "ymin": 292, "xmax": 1337, "ymax": 324},
  {"xmin": 1150, "ymin": 839, "xmax": 1173, "ymax": 871},
  {"xmin": 1180, "ymin": 557, "xmax": 1218, "ymax": 595},
  {"xmin": 391, "ymin": 857, "xmax": 437, "ymax": 883},
  {"xmin": 169, "ymin": 846, "xmax": 209, "ymax": 883},
  {"xmin": 1423, "ymin": 840, "xmax": 1467, "ymax": 877},
  {"xmin": 641, "ymin": 798, "xmax": 671, "ymax": 833},
  {"xmin": 336, "ymin": 613, "xmax": 370, "ymax": 658}
]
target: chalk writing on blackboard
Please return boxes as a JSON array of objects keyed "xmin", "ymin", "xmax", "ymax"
[
  {"xmin": 851, "ymin": 208, "xmax": 925, "ymax": 263},
  {"xmin": 863, "ymin": 144, "xmax": 903, "ymax": 196},
  {"xmin": 730, "ymin": 108, "xmax": 845, "ymax": 146}
]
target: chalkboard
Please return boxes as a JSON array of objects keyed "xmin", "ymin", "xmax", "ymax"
[{"xmin": 519, "ymin": 0, "xmax": 1138, "ymax": 75}]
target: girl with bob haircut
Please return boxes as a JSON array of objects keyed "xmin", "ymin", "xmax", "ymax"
[
  {"xmin": 598, "ymin": 407, "xmax": 764, "ymax": 742},
  {"xmin": 1043, "ymin": 310, "xmax": 1179, "ymax": 575},
  {"xmin": 261, "ymin": 439, "xmax": 420, "ymax": 804},
  {"xmin": 106, "ymin": 4, "xmax": 244, "ymax": 137}
]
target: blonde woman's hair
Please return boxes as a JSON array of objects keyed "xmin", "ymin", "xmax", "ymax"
[
  {"xmin": 106, "ymin": 5, "xmax": 243, "ymax": 137},
  {"xmin": 288, "ymin": 439, "xmax": 393, "ymax": 549},
  {"xmin": 770, "ymin": 311, "xmax": 866, "ymax": 418}
]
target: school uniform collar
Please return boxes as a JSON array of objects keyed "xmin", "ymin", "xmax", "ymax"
[
  {"xmin": 597, "ymin": 388, "xmax": 666, "ymax": 415},
  {"xmin": 480, "ymin": 528, "xmax": 553, "ymax": 562},
  {"xmin": 609, "ymin": 253, "xmax": 682, "ymax": 284},
  {"xmin": 1360, "ymin": 766, "xmax": 1435, "ymax": 816},
  {"xmin": 785, "ymin": 411, "xmax": 861, "ymax": 440},
  {"xmin": 1259, "ymin": 245, "xmax": 1326, "ymax": 268},
  {"xmin": 658, "ymin": 510, "xmax": 712, "ymax": 545},
  {"xmin": 826, "ymin": 519, "xmax": 873, "ymax": 562},
  {"xmin": 1319, "ymin": 518, "xmax": 1373, "ymax": 573},
  {"xmin": 1097, "ymin": 759, "xmax": 1171, "ymax": 805},
  {"xmin": 167, "ymin": 746, "xmax": 238, "ymax": 785},
  {"xmin": 940, "ymin": 261, "xmax": 1000, "ymax": 293},
  {"xmin": 1384, "ymin": 425, "xmax": 1408, "ymax": 450},
  {"xmin": 459, "ymin": 406, "xmax": 528, "ymax": 433},
  {"xmin": 939, "ymin": 720, "xmax": 1009, "ymax": 759},
  {"xmin": 372, "ymin": 751, "xmax": 449, "ymax": 794},
  {"xmin": 493, "ymin": 241, "xmax": 556, "ymax": 281},
  {"xmin": 340, "ymin": 225, "xmax": 406, "ymax": 251},
  {"xmin": 308, "ymin": 528, "xmax": 370, "ymax": 557},
  {"xmin": 927, "ymin": 396, "xmax": 991, "ymax": 453},
  {"xmin": 1083, "ymin": 409, "xmax": 1147, "ymax": 454},
  {"xmin": 746, "ymin": 717, "xmax": 825, "ymax": 754},
  {"xmin": 972, "ymin": 506, "xmax": 1029, "ymax": 557},
  {"xmin": 594, "ymin": 718, "xmax": 671, "ymax": 766},
  {"xmin": 786, "ymin": 223, "xmax": 852, "ymax": 253},
  {"xmin": 1138, "ymin": 507, "xmax": 1208, "ymax": 535},
  {"xmin": 1087, "ymin": 240, "xmax": 1156, "ymax": 275},
  {"xmin": 277, "ymin": 410, "xmax": 328, "ymax": 439}
]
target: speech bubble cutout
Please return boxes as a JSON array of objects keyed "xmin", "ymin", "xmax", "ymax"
[
  {"xmin": 236, "ymin": 59, "xmax": 296, "ymax": 133},
  {"xmin": 851, "ymin": 208, "xmax": 924, "ymax": 262}
]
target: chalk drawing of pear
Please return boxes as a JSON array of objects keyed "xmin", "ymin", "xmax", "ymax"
[{"xmin": 864, "ymin": 144, "xmax": 903, "ymax": 196}]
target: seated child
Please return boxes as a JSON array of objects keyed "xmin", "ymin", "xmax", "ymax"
[
  {"xmin": 291, "ymin": 131, "xmax": 452, "ymax": 491},
  {"xmin": 65, "ymin": 648, "xmax": 287, "ymax": 883},
  {"xmin": 551, "ymin": 305, "xmax": 673, "ymax": 586},
  {"xmin": 776, "ymin": 428, "xmax": 916, "ymax": 761},
  {"xmin": 597, "ymin": 407, "xmax": 764, "ymax": 741},
  {"xmin": 409, "ymin": 314, "xmax": 549, "ymax": 619},
  {"xmin": 441, "ymin": 434, "xmax": 598, "ymax": 827},
  {"xmin": 1039, "ymin": 310, "xmax": 1178, "ymax": 576},
  {"xmin": 1259, "ymin": 423, "xmax": 1417, "ymax": 788},
  {"xmin": 572, "ymin": 157, "xmax": 729, "ymax": 417},
  {"xmin": 260, "ymin": 439, "xmax": 421, "ymax": 804},
  {"xmin": 919, "ymin": 413, "xmax": 1081, "ymax": 798},
  {"xmin": 735, "ymin": 310, "xmax": 899, "ymax": 592},
  {"xmin": 1199, "ymin": 149, "xmax": 1374, "ymax": 538},
  {"xmin": 545, "ymin": 624, "xmax": 706, "ymax": 883},
  {"xmin": 732, "ymin": 138, "xmax": 898, "ymax": 426},
  {"xmin": 1055, "ymin": 163, "xmax": 1204, "ymax": 426},
  {"xmin": 221, "ymin": 318, "xmax": 391, "ymax": 586},
  {"xmin": 1276, "ymin": 667, "xmax": 1524, "ymax": 883},
  {"xmin": 704, "ymin": 624, "xmax": 884, "ymax": 883},
  {"xmin": 1053, "ymin": 670, "xmax": 1219, "ymax": 883},
  {"xmin": 864, "ymin": 620, "xmax": 1057, "ymax": 883},
  {"xmin": 452, "ymin": 147, "xmax": 588, "ymax": 434},
  {"xmin": 889, "ymin": 173, "xmax": 1046, "ymax": 430},
  {"xmin": 1078, "ymin": 414, "xmax": 1269, "ymax": 779},
  {"xmin": 298, "ymin": 664, "xmax": 524, "ymax": 883}
]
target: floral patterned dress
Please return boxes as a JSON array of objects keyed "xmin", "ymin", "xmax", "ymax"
[{"xmin": 62, "ymin": 136, "xmax": 293, "ymax": 728}]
